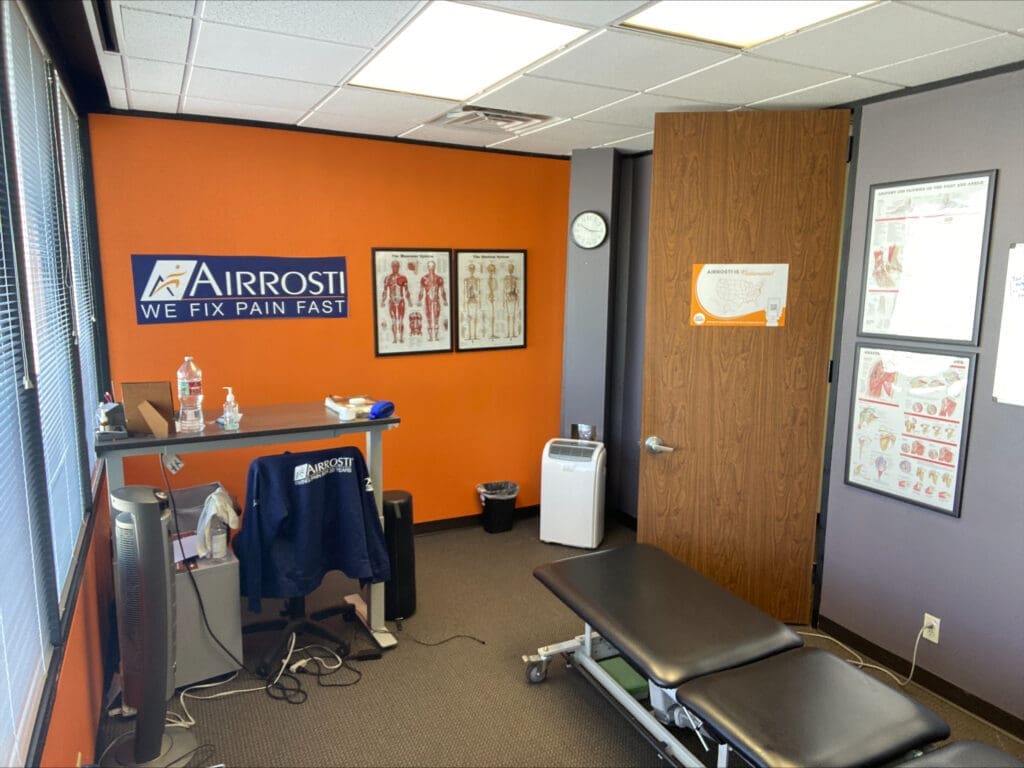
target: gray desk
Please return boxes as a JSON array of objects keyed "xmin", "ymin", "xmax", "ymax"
[{"xmin": 95, "ymin": 401, "xmax": 400, "ymax": 648}]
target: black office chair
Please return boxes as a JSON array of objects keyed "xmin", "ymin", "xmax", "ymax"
[
  {"xmin": 243, "ymin": 596, "xmax": 352, "ymax": 677},
  {"xmin": 233, "ymin": 446, "xmax": 391, "ymax": 677}
]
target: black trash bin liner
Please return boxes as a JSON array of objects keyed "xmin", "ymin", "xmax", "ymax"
[{"xmin": 477, "ymin": 481, "xmax": 519, "ymax": 533}]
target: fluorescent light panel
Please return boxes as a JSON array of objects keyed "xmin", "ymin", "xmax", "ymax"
[
  {"xmin": 350, "ymin": 2, "xmax": 586, "ymax": 101},
  {"xmin": 623, "ymin": 0, "xmax": 875, "ymax": 48}
]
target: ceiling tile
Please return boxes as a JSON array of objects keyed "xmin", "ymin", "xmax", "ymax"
[
  {"xmin": 125, "ymin": 58, "xmax": 184, "ymax": 94},
  {"xmin": 315, "ymin": 86, "xmax": 455, "ymax": 120},
  {"xmin": 904, "ymin": 1, "xmax": 1024, "ymax": 33},
  {"xmin": 98, "ymin": 52, "xmax": 125, "ymax": 89},
  {"xmin": 114, "ymin": 0, "xmax": 195, "ymax": 17},
  {"xmin": 305, "ymin": 87, "xmax": 456, "ymax": 135},
  {"xmin": 108, "ymin": 89, "xmax": 129, "ymax": 110},
  {"xmin": 117, "ymin": 7, "xmax": 192, "ymax": 63},
  {"xmin": 492, "ymin": 119, "xmax": 644, "ymax": 155},
  {"xmin": 603, "ymin": 131, "xmax": 654, "ymax": 153},
  {"xmin": 128, "ymin": 90, "xmax": 180, "ymax": 113},
  {"xmin": 577, "ymin": 93, "xmax": 728, "ymax": 129},
  {"xmin": 183, "ymin": 95, "xmax": 308, "ymax": 125},
  {"xmin": 302, "ymin": 112, "xmax": 411, "ymax": 137},
  {"xmin": 651, "ymin": 55, "xmax": 842, "ymax": 106},
  {"xmin": 475, "ymin": 74, "xmax": 634, "ymax": 119},
  {"xmin": 195, "ymin": 21, "xmax": 368, "ymax": 85},
  {"xmin": 862, "ymin": 34, "xmax": 1024, "ymax": 87},
  {"xmin": 187, "ymin": 68, "xmax": 332, "ymax": 111},
  {"xmin": 474, "ymin": 1, "xmax": 648, "ymax": 27},
  {"xmin": 402, "ymin": 123, "xmax": 523, "ymax": 149},
  {"xmin": 530, "ymin": 29, "xmax": 733, "ymax": 91},
  {"xmin": 200, "ymin": 0, "xmax": 417, "ymax": 47},
  {"xmin": 751, "ymin": 75, "xmax": 900, "ymax": 108},
  {"xmin": 752, "ymin": 3, "xmax": 997, "ymax": 74}
]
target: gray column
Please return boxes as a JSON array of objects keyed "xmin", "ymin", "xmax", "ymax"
[{"xmin": 560, "ymin": 148, "xmax": 620, "ymax": 440}]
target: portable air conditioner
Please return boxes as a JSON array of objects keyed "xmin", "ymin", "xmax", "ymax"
[
  {"xmin": 107, "ymin": 486, "xmax": 196, "ymax": 767},
  {"xmin": 540, "ymin": 439, "xmax": 606, "ymax": 548}
]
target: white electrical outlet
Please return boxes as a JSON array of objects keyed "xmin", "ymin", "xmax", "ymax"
[{"xmin": 923, "ymin": 613, "xmax": 940, "ymax": 644}]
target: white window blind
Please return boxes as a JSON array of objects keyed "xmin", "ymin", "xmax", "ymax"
[
  {"xmin": 0, "ymin": 2, "xmax": 99, "ymax": 761},
  {"xmin": 0, "ymin": 57, "xmax": 48, "ymax": 768},
  {"xmin": 5, "ymin": 1, "xmax": 88, "ymax": 602},
  {"xmin": 56, "ymin": 90, "xmax": 99, "ymax": 473}
]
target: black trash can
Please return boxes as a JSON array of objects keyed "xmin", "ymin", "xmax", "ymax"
[
  {"xmin": 477, "ymin": 481, "xmax": 519, "ymax": 533},
  {"xmin": 382, "ymin": 490, "xmax": 416, "ymax": 620}
]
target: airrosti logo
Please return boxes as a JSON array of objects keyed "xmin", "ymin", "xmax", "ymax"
[
  {"xmin": 140, "ymin": 260, "xmax": 198, "ymax": 301},
  {"xmin": 131, "ymin": 254, "xmax": 348, "ymax": 324},
  {"xmin": 293, "ymin": 456, "xmax": 355, "ymax": 485}
]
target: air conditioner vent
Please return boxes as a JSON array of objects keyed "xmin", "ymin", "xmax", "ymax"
[
  {"xmin": 548, "ymin": 440, "xmax": 598, "ymax": 461},
  {"xmin": 431, "ymin": 105, "xmax": 551, "ymax": 134}
]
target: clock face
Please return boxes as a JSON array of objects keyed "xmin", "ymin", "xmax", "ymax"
[{"xmin": 571, "ymin": 211, "xmax": 607, "ymax": 249}]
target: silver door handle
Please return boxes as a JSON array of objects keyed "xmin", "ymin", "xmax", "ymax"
[{"xmin": 644, "ymin": 436, "xmax": 675, "ymax": 454}]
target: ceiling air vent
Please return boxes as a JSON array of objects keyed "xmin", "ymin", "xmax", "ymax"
[{"xmin": 432, "ymin": 106, "xmax": 551, "ymax": 134}]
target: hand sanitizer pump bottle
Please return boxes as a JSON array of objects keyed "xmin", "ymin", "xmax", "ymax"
[{"xmin": 221, "ymin": 387, "xmax": 240, "ymax": 430}]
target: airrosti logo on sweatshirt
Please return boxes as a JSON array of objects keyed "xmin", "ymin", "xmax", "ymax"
[{"xmin": 293, "ymin": 456, "xmax": 355, "ymax": 485}]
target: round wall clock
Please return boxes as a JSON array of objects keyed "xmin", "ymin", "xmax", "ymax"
[{"xmin": 571, "ymin": 210, "xmax": 608, "ymax": 249}]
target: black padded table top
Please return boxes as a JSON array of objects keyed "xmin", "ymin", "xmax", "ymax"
[
  {"xmin": 675, "ymin": 647, "xmax": 951, "ymax": 768},
  {"xmin": 893, "ymin": 741, "xmax": 1024, "ymax": 768},
  {"xmin": 533, "ymin": 543, "xmax": 802, "ymax": 688}
]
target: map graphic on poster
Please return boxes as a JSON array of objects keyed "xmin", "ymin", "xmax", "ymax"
[
  {"xmin": 690, "ymin": 264, "xmax": 789, "ymax": 327},
  {"xmin": 861, "ymin": 174, "xmax": 992, "ymax": 342},
  {"xmin": 847, "ymin": 346, "xmax": 973, "ymax": 515}
]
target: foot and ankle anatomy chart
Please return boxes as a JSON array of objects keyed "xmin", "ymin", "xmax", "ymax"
[
  {"xmin": 847, "ymin": 345, "xmax": 974, "ymax": 515},
  {"xmin": 860, "ymin": 173, "xmax": 994, "ymax": 343}
]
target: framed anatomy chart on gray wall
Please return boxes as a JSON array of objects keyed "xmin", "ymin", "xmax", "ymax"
[{"xmin": 846, "ymin": 344, "xmax": 976, "ymax": 517}]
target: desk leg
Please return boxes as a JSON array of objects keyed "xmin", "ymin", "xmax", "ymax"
[{"xmin": 344, "ymin": 429, "xmax": 398, "ymax": 649}]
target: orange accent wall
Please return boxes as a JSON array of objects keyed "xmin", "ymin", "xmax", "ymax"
[
  {"xmin": 88, "ymin": 115, "xmax": 569, "ymax": 521},
  {"xmin": 41, "ymin": 482, "xmax": 112, "ymax": 768}
]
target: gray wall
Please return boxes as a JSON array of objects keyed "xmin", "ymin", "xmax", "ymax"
[{"xmin": 820, "ymin": 69, "xmax": 1024, "ymax": 718}]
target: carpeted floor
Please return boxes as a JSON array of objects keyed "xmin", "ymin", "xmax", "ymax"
[{"xmin": 96, "ymin": 516, "xmax": 1023, "ymax": 767}]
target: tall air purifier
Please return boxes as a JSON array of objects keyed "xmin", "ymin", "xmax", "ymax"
[{"xmin": 105, "ymin": 486, "xmax": 196, "ymax": 767}]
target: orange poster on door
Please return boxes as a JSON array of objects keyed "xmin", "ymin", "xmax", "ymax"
[{"xmin": 690, "ymin": 263, "xmax": 789, "ymax": 327}]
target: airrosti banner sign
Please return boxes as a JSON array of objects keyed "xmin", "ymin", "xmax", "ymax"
[{"xmin": 131, "ymin": 254, "xmax": 348, "ymax": 324}]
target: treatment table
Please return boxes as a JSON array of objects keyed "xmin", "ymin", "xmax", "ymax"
[{"xmin": 525, "ymin": 543, "xmax": 1022, "ymax": 768}]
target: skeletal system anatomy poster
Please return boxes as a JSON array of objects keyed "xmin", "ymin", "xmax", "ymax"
[
  {"xmin": 859, "ymin": 171, "xmax": 995, "ymax": 343},
  {"xmin": 690, "ymin": 264, "xmax": 789, "ymax": 326},
  {"xmin": 847, "ymin": 345, "xmax": 975, "ymax": 516}
]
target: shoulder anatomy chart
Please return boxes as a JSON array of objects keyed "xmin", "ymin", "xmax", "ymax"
[
  {"xmin": 690, "ymin": 264, "xmax": 789, "ymax": 327},
  {"xmin": 847, "ymin": 345, "xmax": 973, "ymax": 515}
]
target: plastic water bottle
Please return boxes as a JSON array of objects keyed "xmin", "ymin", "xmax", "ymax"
[{"xmin": 176, "ymin": 356, "xmax": 204, "ymax": 432}]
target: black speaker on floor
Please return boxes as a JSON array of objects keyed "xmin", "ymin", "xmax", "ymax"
[{"xmin": 382, "ymin": 490, "xmax": 416, "ymax": 620}]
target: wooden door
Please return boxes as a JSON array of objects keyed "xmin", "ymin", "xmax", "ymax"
[{"xmin": 638, "ymin": 110, "xmax": 849, "ymax": 623}]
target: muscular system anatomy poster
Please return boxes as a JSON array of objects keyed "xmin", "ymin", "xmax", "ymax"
[
  {"xmin": 859, "ymin": 172, "xmax": 995, "ymax": 343},
  {"xmin": 847, "ymin": 345, "xmax": 975, "ymax": 516},
  {"xmin": 690, "ymin": 264, "xmax": 789, "ymax": 326},
  {"xmin": 372, "ymin": 249, "xmax": 452, "ymax": 356}
]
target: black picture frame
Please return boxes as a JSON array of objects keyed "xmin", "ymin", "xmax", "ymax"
[
  {"xmin": 453, "ymin": 250, "xmax": 527, "ymax": 351},
  {"xmin": 845, "ymin": 343, "xmax": 976, "ymax": 517},
  {"xmin": 857, "ymin": 170, "xmax": 996, "ymax": 345},
  {"xmin": 372, "ymin": 248, "xmax": 453, "ymax": 356}
]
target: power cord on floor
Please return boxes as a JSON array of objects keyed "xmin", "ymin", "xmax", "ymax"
[
  {"xmin": 800, "ymin": 625, "xmax": 926, "ymax": 687},
  {"xmin": 392, "ymin": 618, "xmax": 487, "ymax": 647}
]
